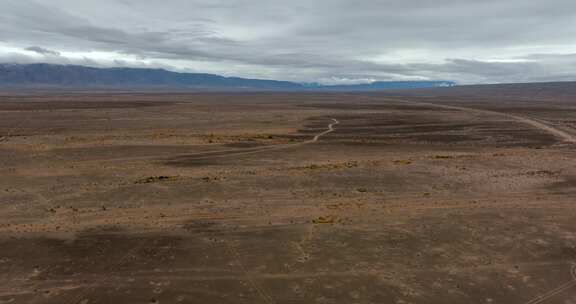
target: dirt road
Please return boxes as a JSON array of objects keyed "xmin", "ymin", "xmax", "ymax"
[{"xmin": 381, "ymin": 97, "xmax": 576, "ymax": 144}]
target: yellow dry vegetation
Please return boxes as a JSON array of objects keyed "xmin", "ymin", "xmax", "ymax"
[{"xmin": 312, "ymin": 215, "xmax": 339, "ymax": 224}]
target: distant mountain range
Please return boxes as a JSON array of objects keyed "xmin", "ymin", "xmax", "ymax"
[{"xmin": 0, "ymin": 63, "xmax": 455, "ymax": 90}]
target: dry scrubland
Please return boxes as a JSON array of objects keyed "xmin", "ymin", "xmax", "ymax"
[{"xmin": 1, "ymin": 89, "xmax": 576, "ymax": 303}]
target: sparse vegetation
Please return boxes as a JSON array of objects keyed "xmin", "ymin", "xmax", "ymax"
[
  {"xmin": 432, "ymin": 155, "xmax": 454, "ymax": 159},
  {"xmin": 393, "ymin": 159, "xmax": 412, "ymax": 165},
  {"xmin": 3, "ymin": 91, "xmax": 576, "ymax": 304},
  {"xmin": 294, "ymin": 161, "xmax": 359, "ymax": 170},
  {"xmin": 312, "ymin": 215, "xmax": 339, "ymax": 224},
  {"xmin": 135, "ymin": 176, "xmax": 179, "ymax": 184}
]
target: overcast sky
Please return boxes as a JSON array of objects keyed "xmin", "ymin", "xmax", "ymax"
[{"xmin": 1, "ymin": 0, "xmax": 576, "ymax": 84}]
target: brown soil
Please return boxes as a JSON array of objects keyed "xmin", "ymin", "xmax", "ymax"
[{"xmin": 1, "ymin": 90, "xmax": 576, "ymax": 303}]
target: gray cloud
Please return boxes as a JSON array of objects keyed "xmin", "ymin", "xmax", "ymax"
[
  {"xmin": 1, "ymin": 0, "xmax": 576, "ymax": 84},
  {"xmin": 25, "ymin": 46, "xmax": 61, "ymax": 56}
]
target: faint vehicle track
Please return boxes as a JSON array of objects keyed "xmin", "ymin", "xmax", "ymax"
[
  {"xmin": 380, "ymin": 98, "xmax": 576, "ymax": 144},
  {"xmin": 224, "ymin": 240, "xmax": 276, "ymax": 304},
  {"xmin": 178, "ymin": 118, "xmax": 340, "ymax": 161},
  {"xmin": 523, "ymin": 264, "xmax": 576, "ymax": 304},
  {"xmin": 86, "ymin": 118, "xmax": 339, "ymax": 163}
]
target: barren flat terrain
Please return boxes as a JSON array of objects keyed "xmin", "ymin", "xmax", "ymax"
[{"xmin": 1, "ymin": 89, "xmax": 576, "ymax": 303}]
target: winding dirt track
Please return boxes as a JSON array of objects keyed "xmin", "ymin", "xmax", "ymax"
[
  {"xmin": 380, "ymin": 97, "xmax": 576, "ymax": 144},
  {"xmin": 310, "ymin": 118, "xmax": 339, "ymax": 142},
  {"xmin": 177, "ymin": 118, "xmax": 340, "ymax": 161},
  {"xmin": 86, "ymin": 118, "xmax": 340, "ymax": 163}
]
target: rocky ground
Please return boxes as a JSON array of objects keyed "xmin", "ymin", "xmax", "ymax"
[{"xmin": 1, "ymin": 91, "xmax": 576, "ymax": 304}]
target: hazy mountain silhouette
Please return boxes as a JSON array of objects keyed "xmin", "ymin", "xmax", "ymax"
[{"xmin": 0, "ymin": 63, "xmax": 455, "ymax": 90}]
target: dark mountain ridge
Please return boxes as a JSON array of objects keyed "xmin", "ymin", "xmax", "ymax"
[{"xmin": 0, "ymin": 63, "xmax": 455, "ymax": 90}]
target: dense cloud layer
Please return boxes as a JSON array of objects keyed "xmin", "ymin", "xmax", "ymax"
[{"xmin": 1, "ymin": 0, "xmax": 576, "ymax": 84}]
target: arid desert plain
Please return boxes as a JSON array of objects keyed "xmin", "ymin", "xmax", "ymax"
[{"xmin": 1, "ymin": 87, "xmax": 576, "ymax": 304}]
